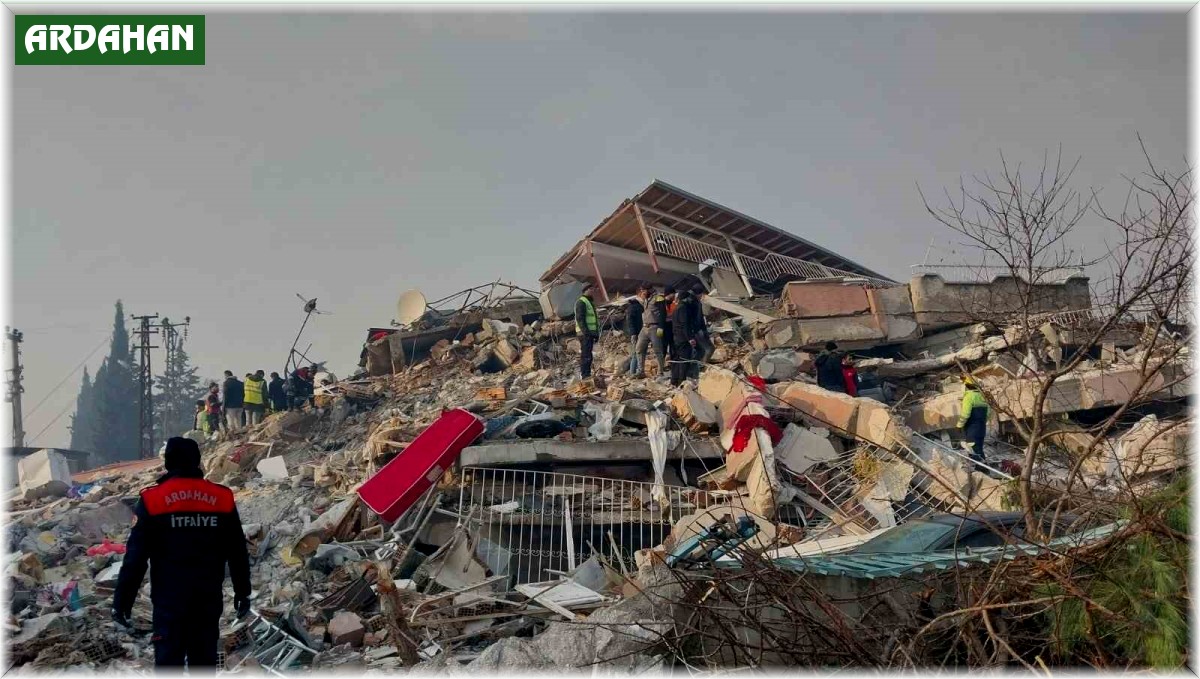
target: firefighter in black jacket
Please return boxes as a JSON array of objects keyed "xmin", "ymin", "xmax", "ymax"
[
  {"xmin": 669, "ymin": 289, "xmax": 700, "ymax": 386},
  {"xmin": 113, "ymin": 437, "xmax": 252, "ymax": 671}
]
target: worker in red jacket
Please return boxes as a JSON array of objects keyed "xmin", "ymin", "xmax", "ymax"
[
  {"xmin": 841, "ymin": 355, "xmax": 859, "ymax": 397},
  {"xmin": 113, "ymin": 438, "xmax": 252, "ymax": 671}
]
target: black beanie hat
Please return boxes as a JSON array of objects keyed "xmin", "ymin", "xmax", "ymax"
[{"xmin": 163, "ymin": 437, "xmax": 201, "ymax": 472}]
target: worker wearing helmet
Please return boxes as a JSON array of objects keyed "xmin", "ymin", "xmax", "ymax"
[{"xmin": 957, "ymin": 377, "xmax": 989, "ymax": 463}]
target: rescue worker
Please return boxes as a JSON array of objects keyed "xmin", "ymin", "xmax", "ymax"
[
  {"xmin": 635, "ymin": 286, "xmax": 669, "ymax": 377},
  {"xmin": 243, "ymin": 371, "xmax": 267, "ymax": 427},
  {"xmin": 687, "ymin": 290, "xmax": 713, "ymax": 378},
  {"xmin": 194, "ymin": 400, "xmax": 210, "ymax": 436},
  {"xmin": 624, "ymin": 286, "xmax": 646, "ymax": 376},
  {"xmin": 841, "ymin": 355, "xmax": 859, "ymax": 397},
  {"xmin": 112, "ymin": 437, "xmax": 251, "ymax": 671},
  {"xmin": 221, "ymin": 371, "xmax": 244, "ymax": 431},
  {"xmin": 204, "ymin": 384, "xmax": 222, "ymax": 434},
  {"xmin": 957, "ymin": 377, "xmax": 990, "ymax": 463},
  {"xmin": 669, "ymin": 289, "xmax": 700, "ymax": 386},
  {"xmin": 813, "ymin": 342, "xmax": 846, "ymax": 393},
  {"xmin": 267, "ymin": 372, "xmax": 288, "ymax": 413},
  {"xmin": 575, "ymin": 283, "xmax": 600, "ymax": 379},
  {"xmin": 662, "ymin": 287, "xmax": 678, "ymax": 364}
]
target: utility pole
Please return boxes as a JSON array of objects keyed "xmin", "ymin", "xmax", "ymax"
[
  {"xmin": 131, "ymin": 314, "xmax": 159, "ymax": 459},
  {"xmin": 5, "ymin": 327, "xmax": 25, "ymax": 448},
  {"xmin": 158, "ymin": 316, "xmax": 190, "ymax": 441}
]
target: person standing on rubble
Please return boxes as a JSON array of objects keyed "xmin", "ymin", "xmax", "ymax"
[
  {"xmin": 222, "ymin": 370, "xmax": 245, "ymax": 431},
  {"xmin": 662, "ymin": 287, "xmax": 678, "ymax": 365},
  {"xmin": 112, "ymin": 437, "xmax": 252, "ymax": 671},
  {"xmin": 669, "ymin": 289, "xmax": 700, "ymax": 386},
  {"xmin": 194, "ymin": 400, "xmax": 210, "ymax": 435},
  {"xmin": 243, "ymin": 371, "xmax": 267, "ymax": 427},
  {"xmin": 957, "ymin": 377, "xmax": 990, "ymax": 463},
  {"xmin": 205, "ymin": 384, "xmax": 222, "ymax": 434},
  {"xmin": 267, "ymin": 372, "xmax": 288, "ymax": 413},
  {"xmin": 575, "ymin": 283, "xmax": 600, "ymax": 379},
  {"xmin": 814, "ymin": 342, "xmax": 846, "ymax": 393},
  {"xmin": 687, "ymin": 291, "xmax": 714, "ymax": 378},
  {"xmin": 841, "ymin": 355, "xmax": 859, "ymax": 397},
  {"xmin": 624, "ymin": 287, "xmax": 645, "ymax": 376},
  {"xmin": 635, "ymin": 286, "xmax": 669, "ymax": 377}
]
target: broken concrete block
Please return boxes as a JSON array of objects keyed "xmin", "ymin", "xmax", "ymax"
[
  {"xmin": 1111, "ymin": 415, "xmax": 1190, "ymax": 480},
  {"xmin": 18, "ymin": 450, "xmax": 72, "ymax": 500},
  {"xmin": 756, "ymin": 350, "xmax": 813, "ymax": 382},
  {"xmin": 670, "ymin": 389, "xmax": 719, "ymax": 433},
  {"xmin": 256, "ymin": 456, "xmax": 290, "ymax": 481},
  {"xmin": 768, "ymin": 381, "xmax": 859, "ymax": 435},
  {"xmin": 904, "ymin": 391, "xmax": 962, "ymax": 434},
  {"xmin": 328, "ymin": 611, "xmax": 366, "ymax": 648},
  {"xmin": 852, "ymin": 399, "xmax": 912, "ymax": 450},
  {"xmin": 16, "ymin": 552, "xmax": 44, "ymax": 583},
  {"xmin": 65, "ymin": 502, "xmax": 134, "ymax": 542},
  {"xmin": 773, "ymin": 424, "xmax": 837, "ymax": 474},
  {"xmin": 698, "ymin": 367, "xmax": 740, "ymax": 406},
  {"xmin": 494, "ymin": 339, "xmax": 521, "ymax": 368}
]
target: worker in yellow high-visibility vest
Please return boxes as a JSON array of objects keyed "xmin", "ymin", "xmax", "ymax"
[
  {"xmin": 575, "ymin": 283, "xmax": 600, "ymax": 379},
  {"xmin": 243, "ymin": 370, "xmax": 267, "ymax": 427},
  {"xmin": 957, "ymin": 376, "xmax": 990, "ymax": 462}
]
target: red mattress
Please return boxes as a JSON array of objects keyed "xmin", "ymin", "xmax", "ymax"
[{"xmin": 357, "ymin": 408, "xmax": 484, "ymax": 522}]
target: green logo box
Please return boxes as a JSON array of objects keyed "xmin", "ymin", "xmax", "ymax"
[{"xmin": 15, "ymin": 15, "xmax": 204, "ymax": 65}]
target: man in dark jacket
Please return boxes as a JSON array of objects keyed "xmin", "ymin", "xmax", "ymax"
[
  {"xmin": 113, "ymin": 437, "xmax": 251, "ymax": 671},
  {"xmin": 635, "ymin": 287, "xmax": 669, "ymax": 377},
  {"xmin": 687, "ymin": 292, "xmax": 714, "ymax": 378},
  {"xmin": 814, "ymin": 341, "xmax": 846, "ymax": 393},
  {"xmin": 669, "ymin": 289, "xmax": 700, "ymax": 386},
  {"xmin": 221, "ymin": 371, "xmax": 245, "ymax": 431},
  {"xmin": 267, "ymin": 372, "xmax": 288, "ymax": 413},
  {"xmin": 575, "ymin": 283, "xmax": 600, "ymax": 379},
  {"xmin": 624, "ymin": 287, "xmax": 646, "ymax": 376}
]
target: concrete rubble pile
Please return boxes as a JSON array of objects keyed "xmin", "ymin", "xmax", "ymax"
[{"xmin": 5, "ymin": 265, "xmax": 1190, "ymax": 668}]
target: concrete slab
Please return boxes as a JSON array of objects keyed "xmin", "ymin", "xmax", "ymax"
[
  {"xmin": 768, "ymin": 382, "xmax": 860, "ymax": 435},
  {"xmin": 460, "ymin": 438, "xmax": 724, "ymax": 466}
]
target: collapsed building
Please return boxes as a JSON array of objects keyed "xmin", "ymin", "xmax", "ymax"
[{"xmin": 4, "ymin": 181, "xmax": 1189, "ymax": 672}]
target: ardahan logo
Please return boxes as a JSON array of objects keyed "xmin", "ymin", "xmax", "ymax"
[{"xmin": 15, "ymin": 16, "xmax": 205, "ymax": 65}]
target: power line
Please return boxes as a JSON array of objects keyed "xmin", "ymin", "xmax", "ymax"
[
  {"xmin": 27, "ymin": 394, "xmax": 77, "ymax": 447},
  {"xmin": 24, "ymin": 333, "xmax": 110, "ymax": 419}
]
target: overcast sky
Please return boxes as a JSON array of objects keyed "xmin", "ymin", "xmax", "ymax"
[{"xmin": 10, "ymin": 9, "xmax": 1187, "ymax": 450}]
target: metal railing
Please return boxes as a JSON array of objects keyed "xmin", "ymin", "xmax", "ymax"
[
  {"xmin": 454, "ymin": 466, "xmax": 804, "ymax": 584},
  {"xmin": 646, "ymin": 225, "xmax": 896, "ymax": 288}
]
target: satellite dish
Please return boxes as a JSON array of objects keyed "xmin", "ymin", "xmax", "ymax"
[{"xmin": 396, "ymin": 289, "xmax": 427, "ymax": 325}]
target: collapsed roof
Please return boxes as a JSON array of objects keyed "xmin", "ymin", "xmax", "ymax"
[{"xmin": 539, "ymin": 180, "xmax": 896, "ymax": 301}]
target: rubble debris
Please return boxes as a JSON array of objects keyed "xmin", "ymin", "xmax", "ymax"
[{"xmin": 18, "ymin": 449, "xmax": 73, "ymax": 500}]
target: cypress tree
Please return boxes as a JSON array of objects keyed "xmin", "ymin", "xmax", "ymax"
[
  {"xmin": 85, "ymin": 301, "xmax": 140, "ymax": 464},
  {"xmin": 67, "ymin": 367, "xmax": 95, "ymax": 452}
]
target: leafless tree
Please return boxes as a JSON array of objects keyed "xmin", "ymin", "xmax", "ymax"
[{"xmin": 920, "ymin": 140, "xmax": 1192, "ymax": 536}]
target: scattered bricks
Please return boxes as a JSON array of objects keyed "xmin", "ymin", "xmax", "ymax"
[
  {"xmin": 80, "ymin": 636, "xmax": 124, "ymax": 664},
  {"xmin": 606, "ymin": 384, "xmax": 626, "ymax": 402},
  {"xmin": 364, "ymin": 615, "xmax": 387, "ymax": 634},
  {"xmin": 475, "ymin": 386, "xmax": 508, "ymax": 402},
  {"xmin": 516, "ymin": 346, "xmax": 538, "ymax": 372},
  {"xmin": 328, "ymin": 611, "xmax": 366, "ymax": 648},
  {"xmin": 670, "ymin": 389, "xmax": 719, "ymax": 433}
]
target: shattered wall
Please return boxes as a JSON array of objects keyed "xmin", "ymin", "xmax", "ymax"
[{"xmin": 909, "ymin": 273, "xmax": 1091, "ymax": 331}]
